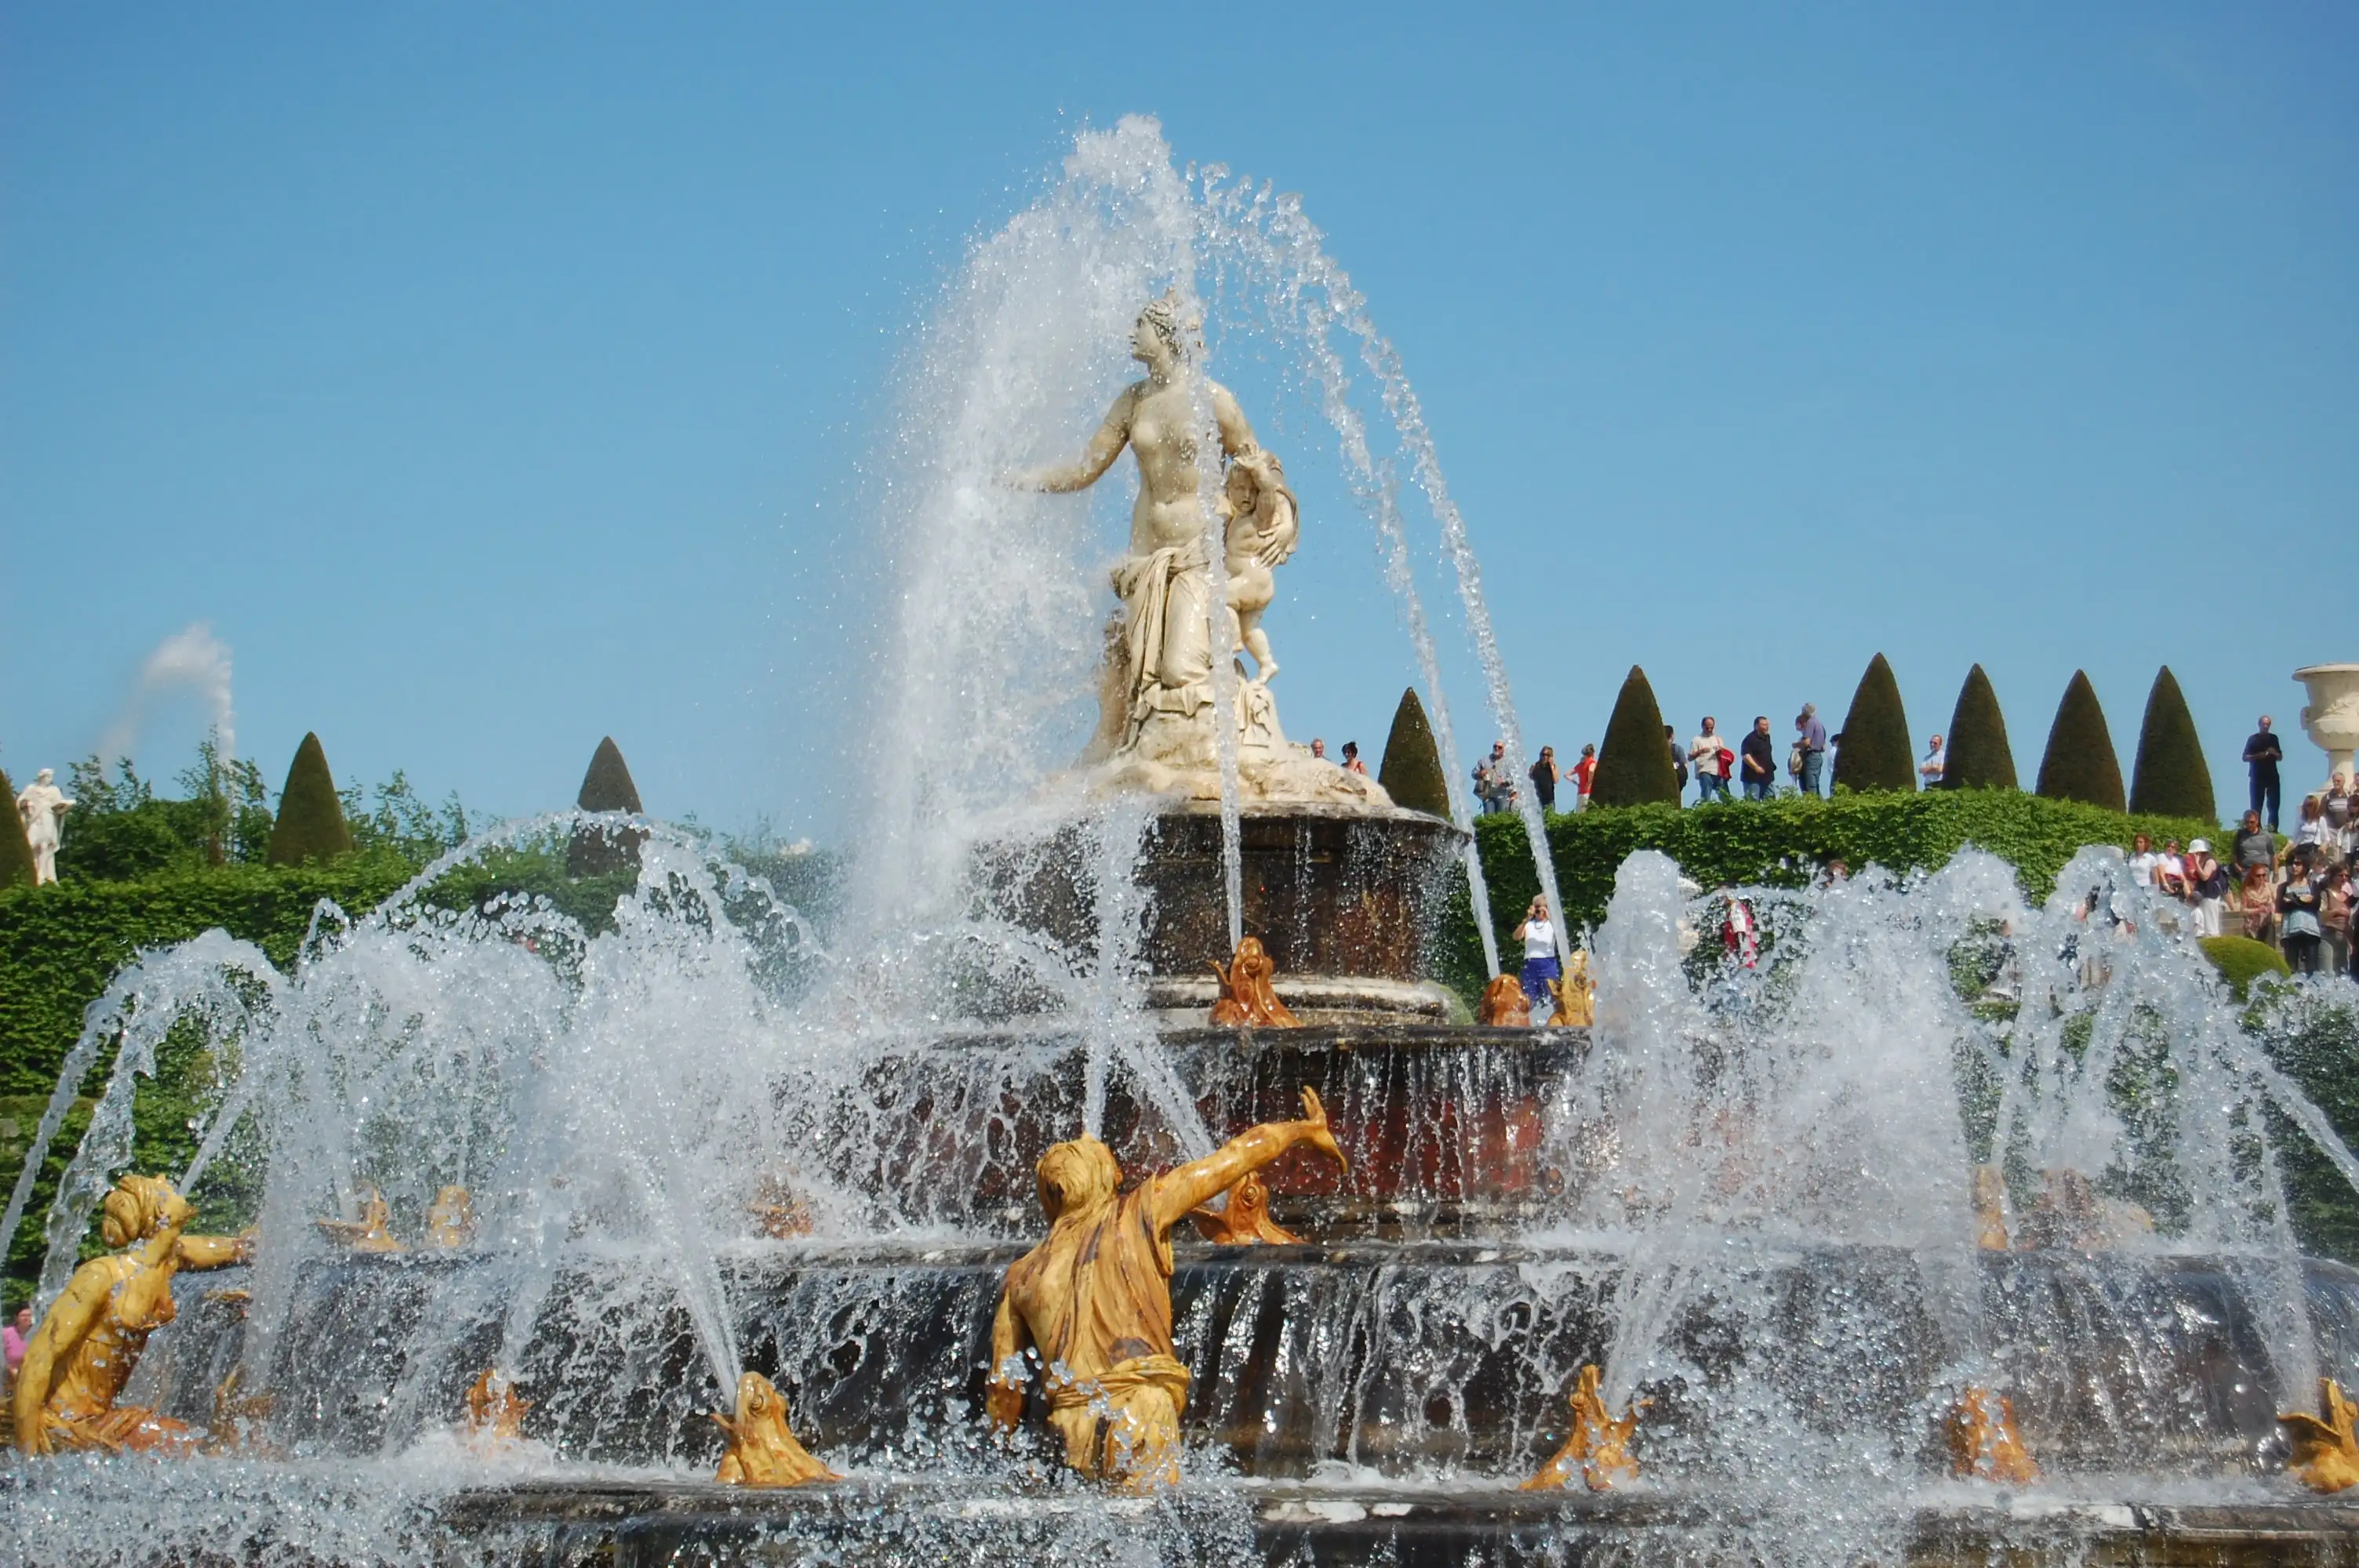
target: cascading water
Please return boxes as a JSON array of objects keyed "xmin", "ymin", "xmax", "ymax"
[{"xmin": 15, "ymin": 118, "xmax": 2359, "ymax": 1568}]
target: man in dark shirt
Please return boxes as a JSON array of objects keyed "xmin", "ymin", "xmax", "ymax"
[
  {"xmin": 1740, "ymin": 716, "xmax": 1778, "ymax": 800},
  {"xmin": 2245, "ymin": 717, "xmax": 2284, "ymax": 832}
]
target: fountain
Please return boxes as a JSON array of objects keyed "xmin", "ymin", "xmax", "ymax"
[{"xmin": 8, "ymin": 117, "xmax": 2359, "ymax": 1566}]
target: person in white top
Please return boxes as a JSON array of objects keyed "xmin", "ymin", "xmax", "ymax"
[
  {"xmin": 2297, "ymin": 795, "xmax": 2339, "ymax": 854},
  {"xmin": 1513, "ymin": 895, "xmax": 1560, "ymax": 1013},
  {"xmin": 1689, "ymin": 719, "xmax": 1731, "ymax": 804},
  {"xmin": 1918, "ymin": 734, "xmax": 1946, "ymax": 788},
  {"xmin": 2126, "ymin": 833, "xmax": 2161, "ymax": 889}
]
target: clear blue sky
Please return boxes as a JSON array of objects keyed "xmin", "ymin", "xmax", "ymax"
[{"xmin": 3, "ymin": 5, "xmax": 2350, "ymax": 838}]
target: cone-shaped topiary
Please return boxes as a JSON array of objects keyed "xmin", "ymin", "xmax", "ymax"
[
  {"xmin": 1832, "ymin": 653, "xmax": 1914, "ymax": 793},
  {"xmin": 1590, "ymin": 666, "xmax": 1679, "ymax": 808},
  {"xmin": 266, "ymin": 733, "xmax": 354, "ymax": 866},
  {"xmin": 1377, "ymin": 688, "xmax": 1452, "ymax": 818},
  {"xmin": 2035, "ymin": 671, "xmax": 2126, "ymax": 811},
  {"xmin": 0, "ymin": 766, "xmax": 37, "ymax": 888},
  {"xmin": 2129, "ymin": 666, "xmax": 2216, "ymax": 822},
  {"xmin": 1939, "ymin": 664, "xmax": 2017, "ymax": 791},
  {"xmin": 569, "ymin": 736, "xmax": 646, "ymax": 877}
]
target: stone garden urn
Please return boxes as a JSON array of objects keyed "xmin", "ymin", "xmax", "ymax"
[{"xmin": 2295, "ymin": 664, "xmax": 2359, "ymax": 790}]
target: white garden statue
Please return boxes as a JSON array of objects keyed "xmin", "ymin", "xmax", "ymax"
[
  {"xmin": 16, "ymin": 768, "xmax": 75, "ymax": 886},
  {"xmin": 1017, "ymin": 296, "xmax": 1388, "ymax": 808}
]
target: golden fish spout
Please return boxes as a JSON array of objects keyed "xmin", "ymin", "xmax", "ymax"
[
  {"xmin": 712, "ymin": 1371, "xmax": 839, "ymax": 1487},
  {"xmin": 2280, "ymin": 1377, "xmax": 2359, "ymax": 1494},
  {"xmin": 463, "ymin": 1368, "xmax": 533, "ymax": 1446},
  {"xmin": 1521, "ymin": 1364, "xmax": 1645, "ymax": 1492},
  {"xmin": 1946, "ymin": 1385, "xmax": 2038, "ymax": 1485}
]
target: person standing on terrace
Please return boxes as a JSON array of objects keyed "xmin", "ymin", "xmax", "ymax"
[
  {"xmin": 1739, "ymin": 717, "xmax": 1777, "ymax": 800},
  {"xmin": 2247, "ymin": 717, "xmax": 2284, "ymax": 833}
]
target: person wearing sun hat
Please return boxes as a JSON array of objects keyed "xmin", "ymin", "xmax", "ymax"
[
  {"xmin": 2186, "ymin": 839, "xmax": 2228, "ymax": 938},
  {"xmin": 2179, "ymin": 839, "xmax": 2217, "ymax": 933}
]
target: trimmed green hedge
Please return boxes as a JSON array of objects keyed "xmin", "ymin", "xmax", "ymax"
[
  {"xmin": 1453, "ymin": 789, "xmax": 2216, "ymax": 965},
  {"xmin": 0, "ymin": 854, "xmax": 424, "ymax": 1099}
]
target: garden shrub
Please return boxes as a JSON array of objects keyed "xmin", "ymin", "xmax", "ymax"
[
  {"xmin": 266, "ymin": 733, "xmax": 354, "ymax": 866},
  {"xmin": 1940, "ymin": 663, "xmax": 2018, "ymax": 791},
  {"xmin": 2197, "ymin": 935, "xmax": 2290, "ymax": 999},
  {"xmin": 1377, "ymin": 687, "xmax": 1452, "ymax": 818},
  {"xmin": 0, "ymin": 768, "xmax": 33, "ymax": 889},
  {"xmin": 2129, "ymin": 666, "xmax": 2216, "ymax": 822},
  {"xmin": 1591, "ymin": 666, "xmax": 1677, "ymax": 808},
  {"xmin": 569, "ymin": 736, "xmax": 646, "ymax": 876},
  {"xmin": 2036, "ymin": 671, "xmax": 2127, "ymax": 812},
  {"xmin": 1833, "ymin": 652, "xmax": 1914, "ymax": 793}
]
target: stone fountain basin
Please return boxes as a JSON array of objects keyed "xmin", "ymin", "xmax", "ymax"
[
  {"xmin": 808, "ymin": 1022, "xmax": 1592, "ymax": 1236},
  {"xmin": 427, "ymin": 1475, "xmax": 2359, "ymax": 1566},
  {"xmin": 147, "ymin": 1245, "xmax": 2359, "ymax": 1486}
]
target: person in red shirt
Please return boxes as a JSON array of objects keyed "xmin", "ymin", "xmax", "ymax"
[{"xmin": 1571, "ymin": 744, "xmax": 1598, "ymax": 810}]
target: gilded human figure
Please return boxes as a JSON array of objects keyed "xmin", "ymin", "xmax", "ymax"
[
  {"xmin": 986, "ymin": 1088, "xmax": 1346, "ymax": 1489},
  {"xmin": 1021, "ymin": 299, "xmax": 1386, "ymax": 808},
  {"xmin": 15, "ymin": 768, "xmax": 74, "ymax": 886},
  {"xmin": 13, "ymin": 1173, "xmax": 252, "ymax": 1455}
]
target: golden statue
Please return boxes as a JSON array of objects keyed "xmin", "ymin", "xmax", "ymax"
[
  {"xmin": 1209, "ymin": 936, "xmax": 1300, "ymax": 1027},
  {"xmin": 12, "ymin": 1173, "xmax": 251, "ymax": 1455},
  {"xmin": 2280, "ymin": 1378, "xmax": 2359, "ymax": 1494},
  {"xmin": 316, "ymin": 1187, "xmax": 403, "ymax": 1253},
  {"xmin": 1520, "ymin": 1364, "xmax": 1645, "ymax": 1492},
  {"xmin": 202, "ymin": 1368, "xmax": 278, "ymax": 1457},
  {"xmin": 987, "ymin": 1088, "xmax": 1347, "ymax": 1490},
  {"xmin": 749, "ymin": 1171, "xmax": 817, "ymax": 1239},
  {"xmin": 1972, "ymin": 1165, "xmax": 2010, "ymax": 1251},
  {"xmin": 463, "ymin": 1368, "xmax": 532, "ymax": 1446},
  {"xmin": 1478, "ymin": 973, "xmax": 1531, "ymax": 1027},
  {"xmin": 1544, "ymin": 951, "xmax": 1595, "ymax": 1027},
  {"xmin": 424, "ymin": 1186, "xmax": 476, "ymax": 1249},
  {"xmin": 712, "ymin": 1370, "xmax": 840, "ymax": 1486},
  {"xmin": 1946, "ymin": 1386, "xmax": 2038, "ymax": 1484},
  {"xmin": 1188, "ymin": 1171, "xmax": 1299, "ymax": 1245}
]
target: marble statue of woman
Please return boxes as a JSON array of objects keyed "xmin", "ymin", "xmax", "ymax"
[
  {"xmin": 16, "ymin": 768, "xmax": 74, "ymax": 886},
  {"xmin": 1020, "ymin": 299, "xmax": 1386, "ymax": 808},
  {"xmin": 1020, "ymin": 297, "xmax": 1256, "ymax": 772}
]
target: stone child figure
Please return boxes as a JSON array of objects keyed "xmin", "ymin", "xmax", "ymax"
[
  {"xmin": 13, "ymin": 1173, "xmax": 251, "ymax": 1454},
  {"xmin": 15, "ymin": 768, "xmax": 74, "ymax": 886},
  {"xmin": 1218, "ymin": 448, "xmax": 1297, "ymax": 682},
  {"xmin": 987, "ymin": 1088, "xmax": 1347, "ymax": 1490}
]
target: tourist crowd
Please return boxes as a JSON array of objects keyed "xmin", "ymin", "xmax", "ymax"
[{"xmin": 1470, "ymin": 702, "xmax": 1880, "ymax": 815}]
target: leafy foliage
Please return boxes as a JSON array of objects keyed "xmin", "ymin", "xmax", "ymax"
[
  {"xmin": 1591, "ymin": 666, "xmax": 1678, "ymax": 808},
  {"xmin": 59, "ymin": 744, "xmax": 274, "ymax": 879},
  {"xmin": 2037, "ymin": 670, "xmax": 2127, "ymax": 812},
  {"xmin": 267, "ymin": 733, "xmax": 355, "ymax": 866},
  {"xmin": 2130, "ymin": 666, "xmax": 2217, "ymax": 822},
  {"xmin": 1939, "ymin": 663, "xmax": 2018, "ymax": 792},
  {"xmin": 0, "ymin": 768, "xmax": 33, "ymax": 889},
  {"xmin": 340, "ymin": 769, "xmax": 471, "ymax": 862},
  {"xmin": 1833, "ymin": 652, "xmax": 1914, "ymax": 794},
  {"xmin": 1377, "ymin": 688, "xmax": 1452, "ymax": 818}
]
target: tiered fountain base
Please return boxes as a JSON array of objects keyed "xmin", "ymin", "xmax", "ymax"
[{"xmin": 436, "ymin": 1479, "xmax": 2359, "ymax": 1566}]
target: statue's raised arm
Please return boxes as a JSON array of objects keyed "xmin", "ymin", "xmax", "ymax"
[
  {"xmin": 1016, "ymin": 384, "xmax": 1137, "ymax": 494},
  {"xmin": 1149, "ymin": 1087, "xmax": 1344, "ymax": 1232}
]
